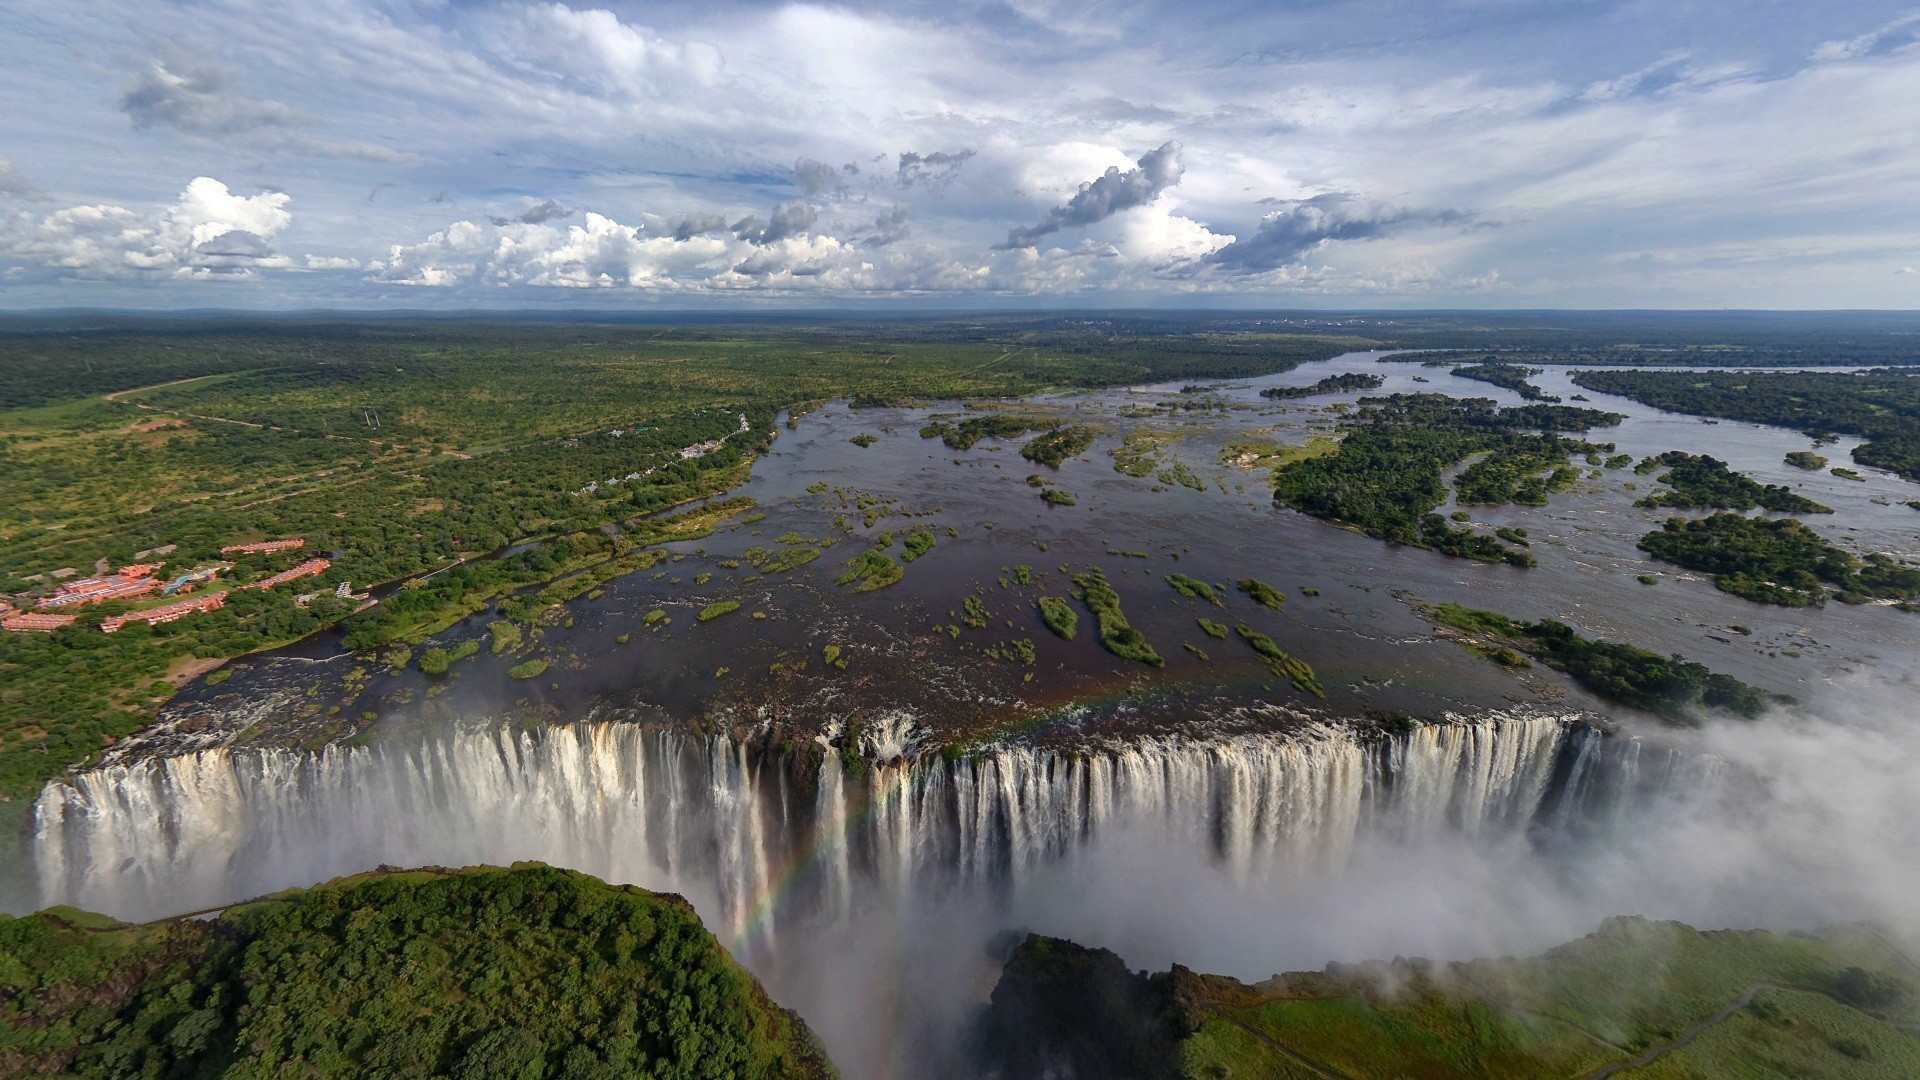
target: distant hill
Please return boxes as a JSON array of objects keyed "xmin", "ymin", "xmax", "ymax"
[{"xmin": 977, "ymin": 916, "xmax": 1920, "ymax": 1078}]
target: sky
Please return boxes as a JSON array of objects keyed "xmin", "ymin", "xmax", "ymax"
[{"xmin": 2, "ymin": 0, "xmax": 1918, "ymax": 310}]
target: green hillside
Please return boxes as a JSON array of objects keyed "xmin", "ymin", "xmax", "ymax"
[
  {"xmin": 980, "ymin": 917, "xmax": 1920, "ymax": 1078},
  {"xmin": 0, "ymin": 863, "xmax": 835, "ymax": 1079}
]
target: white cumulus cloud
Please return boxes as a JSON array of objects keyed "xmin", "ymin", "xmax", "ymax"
[{"xmin": 1, "ymin": 177, "xmax": 294, "ymax": 278}]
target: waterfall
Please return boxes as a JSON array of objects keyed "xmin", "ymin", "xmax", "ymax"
[{"xmin": 31, "ymin": 713, "xmax": 1697, "ymax": 928}]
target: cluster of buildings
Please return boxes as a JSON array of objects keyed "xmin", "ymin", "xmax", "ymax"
[
  {"xmin": 5, "ymin": 537, "xmax": 327, "ymax": 635},
  {"xmin": 35, "ymin": 564, "xmax": 164, "ymax": 608}
]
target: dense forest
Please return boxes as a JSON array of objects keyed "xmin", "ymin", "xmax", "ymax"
[
  {"xmin": 0, "ymin": 864, "xmax": 835, "ymax": 1079},
  {"xmin": 1428, "ymin": 603, "xmax": 1781, "ymax": 718},
  {"xmin": 1258, "ymin": 371, "xmax": 1383, "ymax": 399},
  {"xmin": 0, "ymin": 320, "xmax": 1353, "ymax": 810},
  {"xmin": 1270, "ymin": 394, "xmax": 1623, "ymax": 566},
  {"xmin": 1571, "ymin": 369, "xmax": 1920, "ymax": 481},
  {"xmin": 1637, "ymin": 514, "xmax": 1920, "ymax": 608},
  {"xmin": 1448, "ymin": 360, "xmax": 1560, "ymax": 401},
  {"xmin": 1633, "ymin": 452, "xmax": 1833, "ymax": 513}
]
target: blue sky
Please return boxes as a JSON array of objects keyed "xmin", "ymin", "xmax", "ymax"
[{"xmin": 2, "ymin": 0, "xmax": 1917, "ymax": 308}]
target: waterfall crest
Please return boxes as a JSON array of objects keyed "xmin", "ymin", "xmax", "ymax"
[{"xmin": 32, "ymin": 714, "xmax": 1691, "ymax": 929}]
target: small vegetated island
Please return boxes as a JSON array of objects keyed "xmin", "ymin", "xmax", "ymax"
[
  {"xmin": 1258, "ymin": 371, "xmax": 1384, "ymax": 399},
  {"xmin": 0, "ymin": 864, "xmax": 834, "ymax": 1079},
  {"xmin": 1019, "ymin": 424, "xmax": 1098, "ymax": 466},
  {"xmin": 1449, "ymin": 359, "xmax": 1561, "ymax": 402},
  {"xmin": 976, "ymin": 917, "xmax": 1920, "ymax": 1079},
  {"xmin": 1427, "ymin": 602, "xmax": 1780, "ymax": 718},
  {"xmin": 1633, "ymin": 451, "xmax": 1833, "ymax": 513},
  {"xmin": 1071, "ymin": 567, "xmax": 1162, "ymax": 667},
  {"xmin": 1270, "ymin": 394, "xmax": 1624, "ymax": 566},
  {"xmin": 1637, "ymin": 513, "xmax": 1920, "ymax": 608},
  {"xmin": 1572, "ymin": 368, "xmax": 1920, "ymax": 481}
]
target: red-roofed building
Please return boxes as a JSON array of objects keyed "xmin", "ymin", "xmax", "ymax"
[
  {"xmin": 4, "ymin": 612, "xmax": 76, "ymax": 632},
  {"xmin": 100, "ymin": 591, "xmax": 227, "ymax": 633},
  {"xmin": 243, "ymin": 558, "xmax": 331, "ymax": 591}
]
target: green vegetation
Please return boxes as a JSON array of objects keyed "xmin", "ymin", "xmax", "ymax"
[
  {"xmin": 1572, "ymin": 369, "xmax": 1920, "ymax": 481},
  {"xmin": 1259, "ymin": 371, "xmax": 1384, "ymax": 399},
  {"xmin": 1164, "ymin": 574, "xmax": 1222, "ymax": 604},
  {"xmin": 1020, "ymin": 425, "xmax": 1097, "ymax": 466},
  {"xmin": 1041, "ymin": 488, "xmax": 1077, "ymax": 506},
  {"xmin": 1234, "ymin": 625, "xmax": 1324, "ymax": 696},
  {"xmin": 487, "ymin": 620, "xmax": 522, "ymax": 654},
  {"xmin": 1071, "ymin": 567, "xmax": 1162, "ymax": 666},
  {"xmin": 919, "ymin": 414, "xmax": 1056, "ymax": 450},
  {"xmin": 900, "ymin": 530, "xmax": 936, "ymax": 562},
  {"xmin": 987, "ymin": 638, "xmax": 1037, "ymax": 665},
  {"xmin": 1833, "ymin": 466, "xmax": 1866, "ymax": 481},
  {"xmin": 698, "ymin": 600, "xmax": 740, "ymax": 622},
  {"xmin": 1196, "ymin": 618, "xmax": 1228, "ymax": 638},
  {"xmin": 1430, "ymin": 602, "xmax": 1782, "ymax": 718},
  {"xmin": 1638, "ymin": 513, "xmax": 1920, "ymax": 607},
  {"xmin": 848, "ymin": 433, "xmax": 876, "ymax": 448},
  {"xmin": 506, "ymin": 657, "xmax": 548, "ymax": 680},
  {"xmin": 0, "ymin": 864, "xmax": 834, "ymax": 1078},
  {"xmin": 1237, "ymin": 578, "xmax": 1285, "ymax": 610},
  {"xmin": 643, "ymin": 608, "xmax": 667, "ymax": 626},
  {"xmin": 979, "ymin": 917, "xmax": 1919, "ymax": 1080},
  {"xmin": 835, "ymin": 549, "xmax": 903, "ymax": 593},
  {"xmin": 1634, "ymin": 452, "xmax": 1832, "ymax": 513},
  {"xmin": 1786, "ymin": 450, "xmax": 1829, "ymax": 470},
  {"xmin": 1270, "ymin": 395, "xmax": 1620, "ymax": 566},
  {"xmin": 1036, "ymin": 597, "xmax": 1078, "ymax": 639},
  {"xmin": 821, "ymin": 644, "xmax": 846, "ymax": 669},
  {"xmin": 1449, "ymin": 360, "xmax": 1559, "ymax": 401}
]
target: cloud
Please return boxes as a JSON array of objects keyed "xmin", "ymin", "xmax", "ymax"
[
  {"xmin": 121, "ymin": 57, "xmax": 303, "ymax": 135},
  {"xmin": 491, "ymin": 199, "xmax": 572, "ymax": 226},
  {"xmin": 1203, "ymin": 193, "xmax": 1472, "ymax": 275},
  {"xmin": 862, "ymin": 203, "xmax": 913, "ymax": 247},
  {"xmin": 119, "ymin": 56, "xmax": 407, "ymax": 162},
  {"xmin": 731, "ymin": 199, "xmax": 817, "ymax": 245},
  {"xmin": 793, "ymin": 158, "xmax": 844, "ymax": 198},
  {"xmin": 0, "ymin": 158, "xmax": 42, "ymax": 201},
  {"xmin": 1810, "ymin": 12, "xmax": 1920, "ymax": 63},
  {"xmin": 1900, "ymin": 267, "xmax": 1917, "ymax": 275},
  {"xmin": 667, "ymin": 212, "xmax": 729, "ymax": 241},
  {"xmin": 897, "ymin": 150, "xmax": 975, "ymax": 192},
  {"xmin": 1000, "ymin": 141, "xmax": 1183, "ymax": 249},
  {"xmin": 0, "ymin": 177, "xmax": 293, "ymax": 278},
  {"xmin": 489, "ymin": 3, "xmax": 725, "ymax": 97}
]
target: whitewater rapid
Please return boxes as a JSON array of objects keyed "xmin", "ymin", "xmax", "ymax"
[{"xmin": 30, "ymin": 712, "xmax": 1700, "ymax": 932}]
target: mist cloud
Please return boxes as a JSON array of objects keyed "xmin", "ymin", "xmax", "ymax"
[{"xmin": 1001, "ymin": 141, "xmax": 1183, "ymax": 249}]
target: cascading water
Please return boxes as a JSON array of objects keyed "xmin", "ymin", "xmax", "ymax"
[{"xmin": 29, "ymin": 711, "xmax": 1700, "ymax": 931}]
